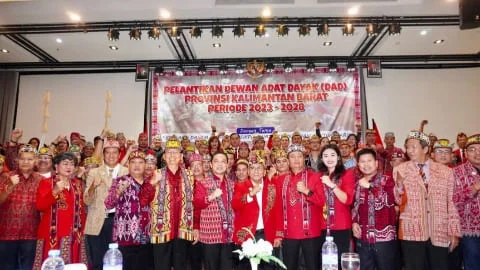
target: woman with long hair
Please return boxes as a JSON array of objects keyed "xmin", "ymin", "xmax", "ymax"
[
  {"xmin": 208, "ymin": 136, "xmax": 222, "ymax": 154},
  {"xmin": 317, "ymin": 144, "xmax": 355, "ymax": 265},
  {"xmin": 28, "ymin": 137, "xmax": 41, "ymax": 150},
  {"xmin": 346, "ymin": 133, "xmax": 359, "ymax": 152}
]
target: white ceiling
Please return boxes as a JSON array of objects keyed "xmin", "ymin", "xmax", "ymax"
[{"xmin": 0, "ymin": 0, "xmax": 479, "ymax": 66}]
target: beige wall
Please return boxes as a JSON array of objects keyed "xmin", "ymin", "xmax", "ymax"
[
  {"xmin": 365, "ymin": 68, "xmax": 480, "ymax": 146},
  {"xmin": 16, "ymin": 72, "xmax": 146, "ymax": 144}
]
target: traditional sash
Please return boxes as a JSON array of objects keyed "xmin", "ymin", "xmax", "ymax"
[
  {"xmin": 323, "ymin": 172, "xmax": 342, "ymax": 231},
  {"xmin": 49, "ymin": 176, "xmax": 82, "ymax": 263},
  {"xmin": 282, "ymin": 170, "xmax": 311, "ymax": 236},
  {"xmin": 154, "ymin": 167, "xmax": 194, "ymax": 243},
  {"xmin": 208, "ymin": 172, "xmax": 234, "ymax": 242}
]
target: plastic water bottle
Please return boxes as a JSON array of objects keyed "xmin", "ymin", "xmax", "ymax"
[
  {"xmin": 103, "ymin": 243, "xmax": 123, "ymax": 270},
  {"xmin": 41, "ymin": 249, "xmax": 65, "ymax": 270},
  {"xmin": 322, "ymin": 236, "xmax": 338, "ymax": 270}
]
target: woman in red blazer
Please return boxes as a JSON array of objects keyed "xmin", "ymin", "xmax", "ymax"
[{"xmin": 317, "ymin": 144, "xmax": 355, "ymax": 264}]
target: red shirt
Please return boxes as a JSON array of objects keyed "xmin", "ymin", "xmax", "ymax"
[
  {"xmin": 321, "ymin": 169, "xmax": 355, "ymax": 230},
  {"xmin": 0, "ymin": 171, "xmax": 43, "ymax": 240},
  {"xmin": 274, "ymin": 169, "xmax": 326, "ymax": 239}
]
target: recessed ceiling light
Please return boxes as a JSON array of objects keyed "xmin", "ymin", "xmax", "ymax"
[
  {"xmin": 433, "ymin": 39, "xmax": 444, "ymax": 44},
  {"xmin": 56, "ymin": 38, "xmax": 62, "ymax": 44},
  {"xmin": 109, "ymin": 45, "xmax": 119, "ymax": 50},
  {"xmin": 66, "ymin": 11, "xmax": 81, "ymax": 22},
  {"xmin": 262, "ymin": 7, "xmax": 271, "ymax": 18},
  {"xmin": 1, "ymin": 48, "xmax": 9, "ymax": 53},
  {"xmin": 323, "ymin": 41, "xmax": 332, "ymax": 46},
  {"xmin": 160, "ymin": 9, "xmax": 171, "ymax": 19},
  {"xmin": 347, "ymin": 6, "xmax": 359, "ymax": 16},
  {"xmin": 420, "ymin": 30, "xmax": 428, "ymax": 36},
  {"xmin": 212, "ymin": 43, "xmax": 221, "ymax": 48}
]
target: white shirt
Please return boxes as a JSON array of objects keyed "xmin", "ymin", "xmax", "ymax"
[{"xmin": 247, "ymin": 181, "xmax": 264, "ymax": 231}]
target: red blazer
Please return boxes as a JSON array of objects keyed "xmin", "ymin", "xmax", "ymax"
[
  {"xmin": 453, "ymin": 149, "xmax": 466, "ymax": 164},
  {"xmin": 232, "ymin": 177, "xmax": 277, "ymax": 245}
]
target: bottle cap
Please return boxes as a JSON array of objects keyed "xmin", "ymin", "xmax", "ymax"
[
  {"xmin": 109, "ymin": 243, "xmax": 119, "ymax": 249},
  {"xmin": 326, "ymin": 236, "xmax": 333, "ymax": 241},
  {"xmin": 48, "ymin": 249, "xmax": 61, "ymax": 257}
]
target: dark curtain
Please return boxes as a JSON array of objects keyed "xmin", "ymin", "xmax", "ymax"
[{"xmin": 0, "ymin": 71, "xmax": 19, "ymax": 143}]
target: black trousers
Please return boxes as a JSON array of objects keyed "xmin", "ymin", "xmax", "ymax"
[
  {"xmin": 202, "ymin": 242, "xmax": 234, "ymax": 270},
  {"xmin": 119, "ymin": 244, "xmax": 153, "ymax": 270},
  {"xmin": 189, "ymin": 241, "xmax": 203, "ymax": 270},
  {"xmin": 0, "ymin": 240, "xmax": 36, "ymax": 270},
  {"xmin": 401, "ymin": 239, "xmax": 449, "ymax": 270},
  {"xmin": 153, "ymin": 238, "xmax": 191, "ymax": 270},
  {"xmin": 86, "ymin": 216, "xmax": 114, "ymax": 270},
  {"xmin": 356, "ymin": 240, "xmax": 398, "ymax": 270},
  {"xmin": 321, "ymin": 229, "xmax": 352, "ymax": 266},
  {"xmin": 282, "ymin": 236, "xmax": 322, "ymax": 270}
]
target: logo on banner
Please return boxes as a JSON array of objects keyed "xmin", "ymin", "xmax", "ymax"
[{"xmin": 246, "ymin": 60, "xmax": 265, "ymax": 79}]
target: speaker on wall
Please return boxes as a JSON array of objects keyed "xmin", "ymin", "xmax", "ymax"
[{"xmin": 459, "ymin": 0, "xmax": 480, "ymax": 30}]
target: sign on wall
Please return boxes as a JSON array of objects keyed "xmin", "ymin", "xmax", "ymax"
[{"xmin": 151, "ymin": 68, "xmax": 361, "ymax": 141}]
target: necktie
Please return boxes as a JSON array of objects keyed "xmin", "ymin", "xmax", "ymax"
[
  {"xmin": 461, "ymin": 149, "xmax": 465, "ymax": 162},
  {"xmin": 418, "ymin": 163, "xmax": 427, "ymax": 190},
  {"xmin": 108, "ymin": 168, "xmax": 114, "ymax": 178}
]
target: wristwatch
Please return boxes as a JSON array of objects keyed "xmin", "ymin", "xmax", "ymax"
[{"xmin": 307, "ymin": 190, "xmax": 314, "ymax": 197}]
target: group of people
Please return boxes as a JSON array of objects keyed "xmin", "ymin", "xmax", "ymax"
[{"xmin": 0, "ymin": 123, "xmax": 479, "ymax": 270}]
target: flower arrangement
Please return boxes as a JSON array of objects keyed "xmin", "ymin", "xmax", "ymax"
[{"xmin": 233, "ymin": 227, "xmax": 287, "ymax": 270}]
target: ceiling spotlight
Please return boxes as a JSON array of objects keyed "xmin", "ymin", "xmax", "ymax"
[
  {"xmin": 198, "ymin": 64, "xmax": 207, "ymax": 75},
  {"xmin": 190, "ymin": 26, "xmax": 202, "ymax": 38},
  {"xmin": 109, "ymin": 45, "xmax": 118, "ymax": 50},
  {"xmin": 266, "ymin": 63, "xmax": 275, "ymax": 73},
  {"xmin": 1, "ymin": 48, "xmax": 10, "ymax": 53},
  {"xmin": 233, "ymin": 25, "xmax": 245, "ymax": 38},
  {"xmin": 283, "ymin": 63, "xmax": 293, "ymax": 73},
  {"xmin": 306, "ymin": 62, "xmax": 315, "ymax": 72},
  {"xmin": 328, "ymin": 62, "xmax": 338, "ymax": 72},
  {"xmin": 66, "ymin": 11, "xmax": 81, "ymax": 22},
  {"xmin": 323, "ymin": 41, "xmax": 332, "ymax": 46},
  {"xmin": 433, "ymin": 39, "xmax": 445, "ymax": 44},
  {"xmin": 160, "ymin": 9, "xmax": 171, "ymax": 19},
  {"xmin": 154, "ymin": 66, "xmax": 165, "ymax": 75},
  {"xmin": 262, "ymin": 7, "xmax": 271, "ymax": 18},
  {"xmin": 317, "ymin": 23, "xmax": 329, "ymax": 36},
  {"xmin": 129, "ymin": 28, "xmax": 142, "ymax": 40},
  {"xmin": 347, "ymin": 60, "xmax": 356, "ymax": 72},
  {"xmin": 254, "ymin": 24, "xmax": 266, "ymax": 37},
  {"xmin": 148, "ymin": 27, "xmax": 161, "ymax": 40},
  {"xmin": 219, "ymin": 64, "xmax": 228, "ymax": 75},
  {"xmin": 366, "ymin": 23, "xmax": 380, "ymax": 37},
  {"xmin": 276, "ymin": 24, "xmax": 289, "ymax": 37},
  {"xmin": 298, "ymin": 24, "xmax": 311, "ymax": 37},
  {"xmin": 212, "ymin": 26, "xmax": 224, "ymax": 38},
  {"xmin": 175, "ymin": 66, "xmax": 185, "ymax": 77},
  {"xmin": 56, "ymin": 38, "xmax": 63, "ymax": 44},
  {"xmin": 388, "ymin": 23, "xmax": 401, "ymax": 36},
  {"xmin": 169, "ymin": 26, "xmax": 182, "ymax": 39},
  {"xmin": 235, "ymin": 64, "xmax": 244, "ymax": 74},
  {"xmin": 342, "ymin": 23, "xmax": 354, "ymax": 36},
  {"xmin": 107, "ymin": 28, "xmax": 120, "ymax": 41}
]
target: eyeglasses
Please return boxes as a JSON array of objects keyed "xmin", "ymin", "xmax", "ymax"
[
  {"xmin": 466, "ymin": 147, "xmax": 480, "ymax": 154},
  {"xmin": 434, "ymin": 150, "xmax": 451, "ymax": 155}
]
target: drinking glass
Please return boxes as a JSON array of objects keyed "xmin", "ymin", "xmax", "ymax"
[{"xmin": 341, "ymin": 252, "xmax": 360, "ymax": 270}]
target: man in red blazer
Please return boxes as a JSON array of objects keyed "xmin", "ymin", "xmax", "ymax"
[
  {"xmin": 232, "ymin": 154, "xmax": 278, "ymax": 270},
  {"xmin": 453, "ymin": 132, "xmax": 468, "ymax": 165}
]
